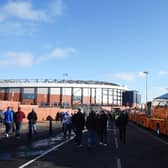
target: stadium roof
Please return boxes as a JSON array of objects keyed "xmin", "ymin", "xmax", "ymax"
[
  {"xmin": 154, "ymin": 93, "xmax": 168, "ymax": 99},
  {"xmin": 0, "ymin": 79, "xmax": 119, "ymax": 86}
]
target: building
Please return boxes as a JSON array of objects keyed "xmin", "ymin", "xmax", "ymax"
[
  {"xmin": 123, "ymin": 90, "xmax": 141, "ymax": 107},
  {"xmin": 0, "ymin": 79, "xmax": 128, "ymax": 107}
]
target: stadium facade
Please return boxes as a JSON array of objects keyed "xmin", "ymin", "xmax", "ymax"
[{"xmin": 0, "ymin": 79, "xmax": 129, "ymax": 107}]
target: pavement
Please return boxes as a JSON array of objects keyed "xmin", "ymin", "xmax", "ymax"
[
  {"xmin": 1, "ymin": 122, "xmax": 168, "ymax": 168},
  {"xmin": 0, "ymin": 121, "xmax": 120, "ymax": 168},
  {"xmin": 0, "ymin": 121, "xmax": 63, "ymax": 151},
  {"xmin": 16, "ymin": 128, "xmax": 119, "ymax": 168}
]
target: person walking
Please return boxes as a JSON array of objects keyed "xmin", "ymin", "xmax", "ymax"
[
  {"xmin": 107, "ymin": 111, "xmax": 114, "ymax": 129},
  {"xmin": 97, "ymin": 110, "xmax": 108, "ymax": 146},
  {"xmin": 114, "ymin": 109, "xmax": 121, "ymax": 130},
  {"xmin": 62, "ymin": 111, "xmax": 72, "ymax": 139},
  {"xmin": 15, "ymin": 107, "xmax": 25, "ymax": 138},
  {"xmin": 72, "ymin": 108, "xmax": 85, "ymax": 147},
  {"xmin": 4, "ymin": 107, "xmax": 14, "ymax": 137},
  {"xmin": 86, "ymin": 110, "xmax": 97, "ymax": 147},
  {"xmin": 117, "ymin": 110, "xmax": 128, "ymax": 144},
  {"xmin": 27, "ymin": 108, "xmax": 38, "ymax": 136},
  {"xmin": 11, "ymin": 107, "xmax": 16, "ymax": 136},
  {"xmin": 55, "ymin": 112, "xmax": 60, "ymax": 123}
]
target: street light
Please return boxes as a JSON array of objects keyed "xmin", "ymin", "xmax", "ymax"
[
  {"xmin": 63, "ymin": 73, "xmax": 68, "ymax": 108},
  {"xmin": 143, "ymin": 71, "xmax": 149, "ymax": 116},
  {"xmin": 143, "ymin": 71, "xmax": 149, "ymax": 104}
]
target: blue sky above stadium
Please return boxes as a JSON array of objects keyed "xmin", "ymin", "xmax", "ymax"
[{"xmin": 0, "ymin": 0, "xmax": 168, "ymax": 103}]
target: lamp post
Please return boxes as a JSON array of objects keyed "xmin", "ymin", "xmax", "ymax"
[
  {"xmin": 143, "ymin": 71, "xmax": 149, "ymax": 104},
  {"xmin": 63, "ymin": 73, "xmax": 68, "ymax": 108},
  {"xmin": 143, "ymin": 71, "xmax": 149, "ymax": 115}
]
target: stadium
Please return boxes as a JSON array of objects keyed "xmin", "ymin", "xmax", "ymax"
[{"xmin": 0, "ymin": 79, "xmax": 129, "ymax": 108}]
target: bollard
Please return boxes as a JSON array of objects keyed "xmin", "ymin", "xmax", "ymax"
[
  {"xmin": 28, "ymin": 121, "xmax": 32, "ymax": 142},
  {"xmin": 49, "ymin": 119, "xmax": 52, "ymax": 135},
  {"xmin": 47, "ymin": 115, "xmax": 53, "ymax": 135}
]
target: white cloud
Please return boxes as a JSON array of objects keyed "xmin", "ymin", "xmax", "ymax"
[
  {"xmin": 159, "ymin": 70, "xmax": 168, "ymax": 75},
  {"xmin": 0, "ymin": 47, "xmax": 76, "ymax": 67},
  {"xmin": 50, "ymin": 48, "xmax": 76, "ymax": 58},
  {"xmin": 0, "ymin": 0, "xmax": 64, "ymax": 23},
  {"xmin": 0, "ymin": 52, "xmax": 34, "ymax": 67},
  {"xmin": 111, "ymin": 73, "xmax": 135, "ymax": 81},
  {"xmin": 108, "ymin": 71, "xmax": 150, "ymax": 81},
  {"xmin": 0, "ymin": 1, "xmax": 48, "ymax": 22},
  {"xmin": 0, "ymin": 0, "xmax": 65, "ymax": 36}
]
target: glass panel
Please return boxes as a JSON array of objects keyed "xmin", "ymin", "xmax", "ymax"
[
  {"xmin": 83, "ymin": 88, "xmax": 90, "ymax": 96},
  {"xmin": 91, "ymin": 88, "xmax": 95, "ymax": 97},
  {"xmin": 37, "ymin": 88, "xmax": 48, "ymax": 94},
  {"xmin": 9, "ymin": 88, "xmax": 20, "ymax": 93},
  {"xmin": 23, "ymin": 88, "xmax": 35, "ymax": 99},
  {"xmin": 96, "ymin": 88, "xmax": 102, "ymax": 104},
  {"xmin": 73, "ymin": 88, "xmax": 81, "ymax": 96},
  {"xmin": 0, "ymin": 88, "xmax": 5, "ymax": 93},
  {"xmin": 73, "ymin": 88, "xmax": 82, "ymax": 104},
  {"xmin": 50, "ymin": 88, "xmax": 60, "ymax": 95},
  {"xmin": 23, "ymin": 88, "xmax": 34, "ymax": 94},
  {"xmin": 103, "ymin": 89, "xmax": 108, "ymax": 104}
]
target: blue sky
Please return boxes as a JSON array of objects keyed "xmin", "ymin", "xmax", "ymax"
[{"xmin": 0, "ymin": 0, "xmax": 168, "ymax": 103}]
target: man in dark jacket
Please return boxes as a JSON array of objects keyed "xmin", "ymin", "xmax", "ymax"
[
  {"xmin": 97, "ymin": 110, "xmax": 108, "ymax": 146},
  {"xmin": 72, "ymin": 108, "xmax": 85, "ymax": 146},
  {"xmin": 117, "ymin": 111, "xmax": 128, "ymax": 144},
  {"xmin": 86, "ymin": 110, "xmax": 97, "ymax": 146},
  {"xmin": 27, "ymin": 109, "xmax": 38, "ymax": 135}
]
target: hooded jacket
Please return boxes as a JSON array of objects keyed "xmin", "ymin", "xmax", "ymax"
[{"xmin": 4, "ymin": 109, "xmax": 13, "ymax": 123}]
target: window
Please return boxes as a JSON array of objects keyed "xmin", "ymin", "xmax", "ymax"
[{"xmin": 23, "ymin": 88, "xmax": 36, "ymax": 99}]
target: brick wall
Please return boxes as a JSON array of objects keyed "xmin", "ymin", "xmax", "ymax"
[{"xmin": 0, "ymin": 100, "xmax": 75, "ymax": 123}]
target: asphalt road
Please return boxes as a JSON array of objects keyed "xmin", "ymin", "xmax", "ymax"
[{"xmin": 0, "ymin": 122, "xmax": 168, "ymax": 168}]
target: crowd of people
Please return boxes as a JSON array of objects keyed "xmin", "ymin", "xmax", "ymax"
[
  {"xmin": 61, "ymin": 108, "xmax": 128, "ymax": 147},
  {"xmin": 0, "ymin": 106, "xmax": 128, "ymax": 146},
  {"xmin": 0, "ymin": 106, "xmax": 37, "ymax": 139}
]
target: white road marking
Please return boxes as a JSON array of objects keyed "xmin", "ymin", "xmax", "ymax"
[
  {"xmin": 112, "ymin": 128, "xmax": 119, "ymax": 149},
  {"xmin": 18, "ymin": 137, "xmax": 74, "ymax": 168},
  {"xmin": 116, "ymin": 158, "xmax": 122, "ymax": 168},
  {"xmin": 19, "ymin": 130, "xmax": 88, "ymax": 168},
  {"xmin": 111, "ymin": 128, "xmax": 121, "ymax": 168}
]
